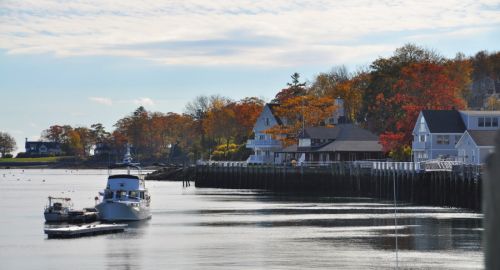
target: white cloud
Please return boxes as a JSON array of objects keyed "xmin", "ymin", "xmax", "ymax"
[
  {"xmin": 89, "ymin": 97, "xmax": 113, "ymax": 106},
  {"xmin": 0, "ymin": 0, "xmax": 499, "ymax": 66},
  {"xmin": 133, "ymin": 97, "xmax": 155, "ymax": 107}
]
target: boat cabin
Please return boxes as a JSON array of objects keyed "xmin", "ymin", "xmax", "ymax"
[{"xmin": 103, "ymin": 175, "xmax": 147, "ymax": 201}]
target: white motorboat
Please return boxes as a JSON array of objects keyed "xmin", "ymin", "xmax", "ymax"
[
  {"xmin": 95, "ymin": 145, "xmax": 151, "ymax": 221},
  {"xmin": 44, "ymin": 196, "xmax": 73, "ymax": 222}
]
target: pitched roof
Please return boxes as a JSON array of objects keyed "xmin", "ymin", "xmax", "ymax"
[
  {"xmin": 279, "ymin": 124, "xmax": 382, "ymax": 153},
  {"xmin": 267, "ymin": 103, "xmax": 283, "ymax": 125},
  {"xmin": 468, "ymin": 130, "xmax": 498, "ymax": 146},
  {"xmin": 421, "ymin": 110, "xmax": 466, "ymax": 133},
  {"xmin": 318, "ymin": 140, "xmax": 382, "ymax": 152},
  {"xmin": 301, "ymin": 124, "xmax": 379, "ymax": 141}
]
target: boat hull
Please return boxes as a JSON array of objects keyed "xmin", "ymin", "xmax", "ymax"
[
  {"xmin": 44, "ymin": 212, "xmax": 69, "ymax": 222},
  {"xmin": 96, "ymin": 201, "xmax": 151, "ymax": 221}
]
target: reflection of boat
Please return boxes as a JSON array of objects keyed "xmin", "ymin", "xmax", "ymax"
[
  {"xmin": 95, "ymin": 145, "xmax": 151, "ymax": 221},
  {"xmin": 44, "ymin": 197, "xmax": 73, "ymax": 222}
]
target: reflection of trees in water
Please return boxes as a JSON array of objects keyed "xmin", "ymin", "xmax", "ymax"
[{"xmin": 371, "ymin": 216, "xmax": 481, "ymax": 251}]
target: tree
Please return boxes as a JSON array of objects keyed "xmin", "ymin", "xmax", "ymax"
[
  {"xmin": 273, "ymin": 72, "xmax": 307, "ymax": 103},
  {"xmin": 0, "ymin": 132, "xmax": 16, "ymax": 157},
  {"xmin": 265, "ymin": 95, "xmax": 336, "ymax": 146},
  {"xmin": 361, "ymin": 44, "xmax": 444, "ymax": 133},
  {"xmin": 378, "ymin": 62, "xmax": 467, "ymax": 160}
]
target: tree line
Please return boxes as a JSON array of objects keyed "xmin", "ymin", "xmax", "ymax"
[{"xmin": 2, "ymin": 44, "xmax": 498, "ymax": 161}]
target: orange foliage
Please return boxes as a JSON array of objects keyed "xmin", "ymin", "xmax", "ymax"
[{"xmin": 265, "ymin": 95, "xmax": 336, "ymax": 146}]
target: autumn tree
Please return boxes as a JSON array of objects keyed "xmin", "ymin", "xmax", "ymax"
[
  {"xmin": 378, "ymin": 62, "xmax": 467, "ymax": 160},
  {"xmin": 309, "ymin": 66, "xmax": 365, "ymax": 121},
  {"xmin": 0, "ymin": 132, "xmax": 16, "ymax": 157},
  {"xmin": 265, "ymin": 95, "xmax": 336, "ymax": 146},
  {"xmin": 232, "ymin": 97, "xmax": 265, "ymax": 142},
  {"xmin": 361, "ymin": 44, "xmax": 444, "ymax": 133}
]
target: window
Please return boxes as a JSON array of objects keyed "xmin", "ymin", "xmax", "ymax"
[
  {"xmin": 437, "ymin": 135, "xmax": 449, "ymax": 145},
  {"xmin": 419, "ymin": 117, "xmax": 426, "ymax": 132},
  {"xmin": 494, "ymin": 118, "xmax": 499, "ymax": 127},
  {"xmin": 104, "ymin": 190, "xmax": 114, "ymax": 199},
  {"xmin": 419, "ymin": 135, "xmax": 426, "ymax": 142},
  {"xmin": 265, "ymin": 117, "xmax": 270, "ymax": 126},
  {"xmin": 259, "ymin": 134, "xmax": 266, "ymax": 140},
  {"xmin": 129, "ymin": 191, "xmax": 138, "ymax": 198},
  {"xmin": 485, "ymin": 117, "xmax": 492, "ymax": 127},
  {"xmin": 479, "ymin": 117, "xmax": 485, "ymax": 127}
]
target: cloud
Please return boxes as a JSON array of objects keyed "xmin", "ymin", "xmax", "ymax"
[
  {"xmin": 133, "ymin": 97, "xmax": 155, "ymax": 107},
  {"xmin": 89, "ymin": 97, "xmax": 113, "ymax": 106},
  {"xmin": 0, "ymin": 0, "xmax": 499, "ymax": 66}
]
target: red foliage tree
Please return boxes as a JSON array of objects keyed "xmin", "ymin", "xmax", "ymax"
[{"xmin": 378, "ymin": 62, "xmax": 466, "ymax": 159}]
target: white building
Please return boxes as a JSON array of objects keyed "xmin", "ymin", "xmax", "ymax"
[{"xmin": 246, "ymin": 103, "xmax": 283, "ymax": 164}]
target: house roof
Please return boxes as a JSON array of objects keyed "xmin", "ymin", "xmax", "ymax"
[
  {"xmin": 468, "ymin": 130, "xmax": 498, "ymax": 147},
  {"xmin": 318, "ymin": 140, "xmax": 382, "ymax": 152},
  {"xmin": 25, "ymin": 141, "xmax": 61, "ymax": 148},
  {"xmin": 460, "ymin": 110, "xmax": 500, "ymax": 116},
  {"xmin": 266, "ymin": 103, "xmax": 283, "ymax": 125},
  {"xmin": 278, "ymin": 124, "xmax": 382, "ymax": 153},
  {"xmin": 301, "ymin": 124, "xmax": 379, "ymax": 141},
  {"xmin": 421, "ymin": 110, "xmax": 466, "ymax": 133}
]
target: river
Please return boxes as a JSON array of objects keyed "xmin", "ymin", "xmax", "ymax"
[{"xmin": 0, "ymin": 169, "xmax": 482, "ymax": 269}]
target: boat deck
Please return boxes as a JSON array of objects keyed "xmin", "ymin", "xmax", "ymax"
[{"xmin": 44, "ymin": 223, "xmax": 127, "ymax": 238}]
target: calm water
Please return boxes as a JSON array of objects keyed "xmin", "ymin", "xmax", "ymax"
[{"xmin": 0, "ymin": 169, "xmax": 482, "ymax": 269}]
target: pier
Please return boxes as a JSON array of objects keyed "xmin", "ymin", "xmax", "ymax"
[{"xmin": 194, "ymin": 162, "xmax": 482, "ymax": 211}]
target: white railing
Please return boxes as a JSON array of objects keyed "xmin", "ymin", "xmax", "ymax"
[
  {"xmin": 420, "ymin": 160, "xmax": 463, "ymax": 171},
  {"xmin": 372, "ymin": 161, "xmax": 421, "ymax": 172},
  {"xmin": 197, "ymin": 160, "xmax": 247, "ymax": 167}
]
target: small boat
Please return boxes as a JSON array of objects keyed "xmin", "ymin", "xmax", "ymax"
[
  {"xmin": 44, "ymin": 223, "xmax": 128, "ymax": 238},
  {"xmin": 95, "ymin": 145, "xmax": 151, "ymax": 221},
  {"xmin": 44, "ymin": 196, "xmax": 73, "ymax": 222}
]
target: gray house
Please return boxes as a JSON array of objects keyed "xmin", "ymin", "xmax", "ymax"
[
  {"xmin": 246, "ymin": 103, "xmax": 283, "ymax": 164},
  {"xmin": 277, "ymin": 124, "xmax": 383, "ymax": 163},
  {"xmin": 412, "ymin": 110, "xmax": 500, "ymax": 162},
  {"xmin": 411, "ymin": 110, "xmax": 466, "ymax": 162},
  {"xmin": 25, "ymin": 138, "xmax": 62, "ymax": 156},
  {"xmin": 456, "ymin": 130, "xmax": 496, "ymax": 165}
]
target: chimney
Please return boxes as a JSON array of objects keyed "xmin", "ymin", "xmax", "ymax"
[{"xmin": 332, "ymin": 97, "xmax": 345, "ymax": 124}]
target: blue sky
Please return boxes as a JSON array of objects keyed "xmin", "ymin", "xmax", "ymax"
[{"xmin": 1, "ymin": 0, "xmax": 499, "ymax": 153}]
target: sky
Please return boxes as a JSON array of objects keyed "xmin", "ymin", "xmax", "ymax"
[{"xmin": 1, "ymin": 0, "xmax": 500, "ymax": 154}]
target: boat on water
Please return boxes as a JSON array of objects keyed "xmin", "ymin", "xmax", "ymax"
[
  {"xmin": 44, "ymin": 196, "xmax": 99, "ymax": 223},
  {"xmin": 95, "ymin": 145, "xmax": 151, "ymax": 221},
  {"xmin": 44, "ymin": 196, "xmax": 73, "ymax": 222}
]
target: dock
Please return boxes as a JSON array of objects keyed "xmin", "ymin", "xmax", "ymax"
[
  {"xmin": 44, "ymin": 223, "xmax": 127, "ymax": 238},
  {"xmin": 194, "ymin": 162, "xmax": 482, "ymax": 211}
]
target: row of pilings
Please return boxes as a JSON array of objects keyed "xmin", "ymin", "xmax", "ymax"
[{"xmin": 194, "ymin": 163, "xmax": 481, "ymax": 211}]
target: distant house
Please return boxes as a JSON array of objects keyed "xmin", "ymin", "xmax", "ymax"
[
  {"xmin": 411, "ymin": 110, "xmax": 500, "ymax": 162},
  {"xmin": 25, "ymin": 138, "xmax": 62, "ymax": 156},
  {"xmin": 411, "ymin": 110, "xmax": 466, "ymax": 162},
  {"xmin": 456, "ymin": 130, "xmax": 496, "ymax": 165},
  {"xmin": 277, "ymin": 124, "xmax": 384, "ymax": 163},
  {"xmin": 246, "ymin": 103, "xmax": 284, "ymax": 164}
]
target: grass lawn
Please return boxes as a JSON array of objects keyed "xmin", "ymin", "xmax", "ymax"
[{"xmin": 0, "ymin": 156, "xmax": 63, "ymax": 163}]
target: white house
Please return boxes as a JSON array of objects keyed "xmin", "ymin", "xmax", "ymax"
[
  {"xmin": 246, "ymin": 103, "xmax": 284, "ymax": 164},
  {"xmin": 456, "ymin": 130, "xmax": 496, "ymax": 165},
  {"xmin": 412, "ymin": 109, "xmax": 500, "ymax": 162}
]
